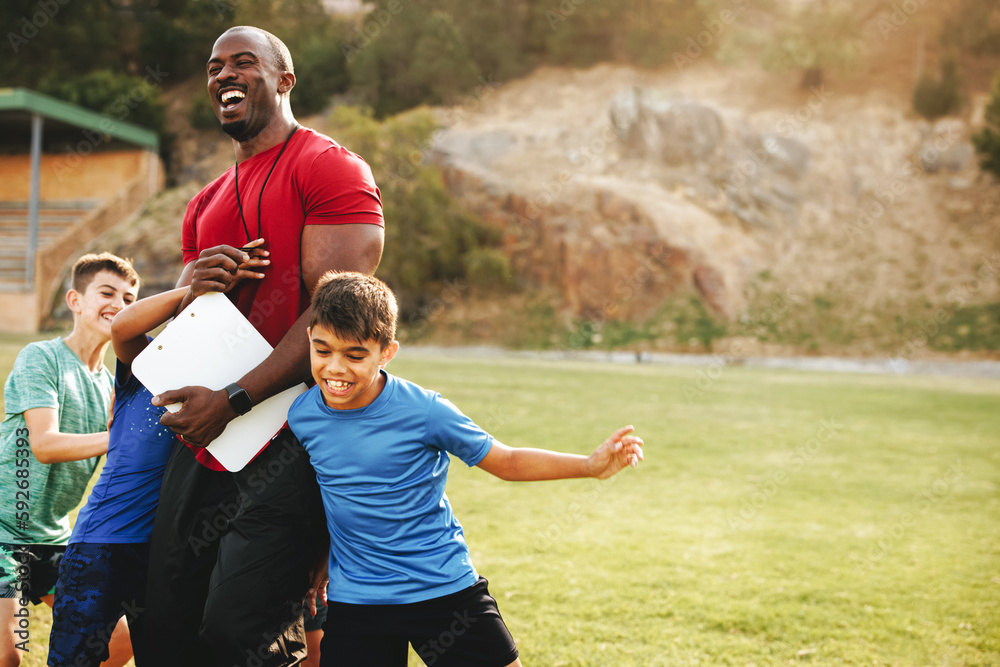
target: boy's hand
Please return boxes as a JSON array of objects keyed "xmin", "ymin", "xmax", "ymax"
[
  {"xmin": 305, "ymin": 555, "xmax": 329, "ymax": 616},
  {"xmin": 586, "ymin": 425, "xmax": 644, "ymax": 480},
  {"xmin": 189, "ymin": 239, "xmax": 268, "ymax": 297},
  {"xmin": 106, "ymin": 390, "xmax": 116, "ymax": 431}
]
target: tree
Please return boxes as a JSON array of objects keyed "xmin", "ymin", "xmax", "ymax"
[
  {"xmin": 325, "ymin": 106, "xmax": 510, "ymax": 322},
  {"xmin": 348, "ymin": 5, "xmax": 480, "ymax": 118},
  {"xmin": 972, "ymin": 70, "xmax": 1000, "ymax": 178},
  {"xmin": 941, "ymin": 0, "xmax": 1000, "ymax": 56},
  {"xmin": 759, "ymin": 3, "xmax": 864, "ymax": 89},
  {"xmin": 912, "ymin": 58, "xmax": 964, "ymax": 120}
]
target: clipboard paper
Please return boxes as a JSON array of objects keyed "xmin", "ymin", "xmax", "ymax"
[{"xmin": 131, "ymin": 292, "xmax": 307, "ymax": 471}]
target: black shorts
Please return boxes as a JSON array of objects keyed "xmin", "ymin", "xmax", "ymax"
[
  {"xmin": 304, "ymin": 601, "xmax": 328, "ymax": 633},
  {"xmin": 320, "ymin": 577, "xmax": 518, "ymax": 667},
  {"xmin": 0, "ymin": 542, "xmax": 64, "ymax": 604},
  {"xmin": 141, "ymin": 430, "xmax": 328, "ymax": 667}
]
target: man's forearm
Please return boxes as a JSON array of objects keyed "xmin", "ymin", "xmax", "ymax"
[{"xmin": 236, "ymin": 306, "xmax": 314, "ymax": 406}]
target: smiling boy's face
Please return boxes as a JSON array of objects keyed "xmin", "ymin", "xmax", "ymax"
[
  {"xmin": 67, "ymin": 269, "xmax": 138, "ymax": 341},
  {"xmin": 308, "ymin": 324, "xmax": 398, "ymax": 410}
]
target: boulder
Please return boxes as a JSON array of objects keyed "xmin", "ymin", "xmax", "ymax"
[
  {"xmin": 918, "ymin": 118, "xmax": 974, "ymax": 173},
  {"xmin": 610, "ymin": 87, "xmax": 724, "ymax": 165},
  {"xmin": 758, "ymin": 133, "xmax": 810, "ymax": 180}
]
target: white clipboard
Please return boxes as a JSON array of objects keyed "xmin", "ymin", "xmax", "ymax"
[{"xmin": 131, "ymin": 292, "xmax": 306, "ymax": 471}]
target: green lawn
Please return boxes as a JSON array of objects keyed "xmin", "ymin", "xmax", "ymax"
[{"xmin": 3, "ymin": 333, "xmax": 998, "ymax": 665}]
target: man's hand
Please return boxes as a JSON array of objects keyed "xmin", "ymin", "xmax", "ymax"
[
  {"xmin": 152, "ymin": 386, "xmax": 236, "ymax": 447},
  {"xmin": 586, "ymin": 425, "xmax": 645, "ymax": 480},
  {"xmin": 189, "ymin": 240, "xmax": 268, "ymax": 297}
]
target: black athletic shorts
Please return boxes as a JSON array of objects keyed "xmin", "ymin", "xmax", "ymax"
[
  {"xmin": 0, "ymin": 542, "xmax": 64, "ymax": 604},
  {"xmin": 141, "ymin": 430, "xmax": 328, "ymax": 667},
  {"xmin": 304, "ymin": 601, "xmax": 328, "ymax": 633},
  {"xmin": 320, "ymin": 577, "xmax": 519, "ymax": 667}
]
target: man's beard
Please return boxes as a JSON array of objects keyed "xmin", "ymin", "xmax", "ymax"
[{"xmin": 221, "ymin": 118, "xmax": 262, "ymax": 143}]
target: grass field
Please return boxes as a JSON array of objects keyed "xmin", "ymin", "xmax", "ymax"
[{"xmin": 3, "ymin": 332, "xmax": 999, "ymax": 666}]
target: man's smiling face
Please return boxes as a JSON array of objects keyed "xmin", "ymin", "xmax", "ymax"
[{"xmin": 206, "ymin": 30, "xmax": 290, "ymax": 142}]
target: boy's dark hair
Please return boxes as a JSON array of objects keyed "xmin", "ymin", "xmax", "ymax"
[
  {"xmin": 71, "ymin": 253, "xmax": 139, "ymax": 294},
  {"xmin": 310, "ymin": 271, "xmax": 397, "ymax": 349}
]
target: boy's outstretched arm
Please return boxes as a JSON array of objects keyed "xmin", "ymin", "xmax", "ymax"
[
  {"xmin": 111, "ymin": 287, "xmax": 189, "ymax": 368},
  {"xmin": 23, "ymin": 408, "xmax": 110, "ymax": 464},
  {"xmin": 27, "ymin": 287, "xmax": 192, "ymax": 464},
  {"xmin": 476, "ymin": 425, "xmax": 643, "ymax": 482},
  {"xmin": 113, "ymin": 250, "xmax": 261, "ymax": 369}
]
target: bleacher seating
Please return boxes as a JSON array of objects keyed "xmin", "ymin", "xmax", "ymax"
[{"xmin": 0, "ymin": 200, "xmax": 101, "ymax": 289}]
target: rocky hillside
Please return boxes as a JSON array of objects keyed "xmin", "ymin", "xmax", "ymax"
[
  {"xmin": 427, "ymin": 59, "xmax": 999, "ymax": 356},
  {"xmin": 66, "ymin": 46, "xmax": 1000, "ymax": 358}
]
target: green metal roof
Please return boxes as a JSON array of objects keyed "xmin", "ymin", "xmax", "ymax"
[{"xmin": 0, "ymin": 87, "xmax": 159, "ymax": 151}]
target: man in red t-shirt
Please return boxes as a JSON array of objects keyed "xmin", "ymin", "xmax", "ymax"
[{"xmin": 139, "ymin": 26, "xmax": 384, "ymax": 667}]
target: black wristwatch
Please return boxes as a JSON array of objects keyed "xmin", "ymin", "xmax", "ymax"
[{"xmin": 225, "ymin": 382, "xmax": 253, "ymax": 416}]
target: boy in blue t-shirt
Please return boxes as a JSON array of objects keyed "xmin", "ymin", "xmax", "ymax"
[
  {"xmin": 287, "ymin": 271, "xmax": 645, "ymax": 667},
  {"xmin": 46, "ymin": 280, "xmax": 227, "ymax": 667}
]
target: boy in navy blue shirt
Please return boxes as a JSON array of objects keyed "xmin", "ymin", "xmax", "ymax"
[
  {"xmin": 47, "ymin": 277, "xmax": 232, "ymax": 666},
  {"xmin": 288, "ymin": 271, "xmax": 644, "ymax": 667}
]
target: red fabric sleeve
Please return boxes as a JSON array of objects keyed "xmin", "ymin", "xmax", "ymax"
[{"xmin": 302, "ymin": 146, "xmax": 384, "ymax": 227}]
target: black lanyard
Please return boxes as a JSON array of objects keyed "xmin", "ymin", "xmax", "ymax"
[{"xmin": 233, "ymin": 124, "xmax": 299, "ymax": 243}]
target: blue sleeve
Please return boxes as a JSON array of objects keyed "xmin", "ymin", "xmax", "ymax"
[
  {"xmin": 426, "ymin": 395, "xmax": 493, "ymax": 467},
  {"xmin": 112, "ymin": 363, "xmax": 144, "ymax": 424}
]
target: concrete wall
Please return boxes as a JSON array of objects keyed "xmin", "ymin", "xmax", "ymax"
[
  {"xmin": 0, "ymin": 150, "xmax": 149, "ymax": 201},
  {"xmin": 0, "ymin": 149, "xmax": 162, "ymax": 333},
  {"xmin": 0, "ymin": 293, "xmax": 42, "ymax": 335}
]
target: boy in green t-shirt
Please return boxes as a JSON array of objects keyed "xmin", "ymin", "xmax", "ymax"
[{"xmin": 0, "ymin": 252, "xmax": 139, "ymax": 667}]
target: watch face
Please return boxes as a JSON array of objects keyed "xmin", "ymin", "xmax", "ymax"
[{"xmin": 227, "ymin": 383, "xmax": 253, "ymax": 415}]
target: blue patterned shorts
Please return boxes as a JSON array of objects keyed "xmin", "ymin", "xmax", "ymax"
[{"xmin": 47, "ymin": 542, "xmax": 148, "ymax": 667}]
